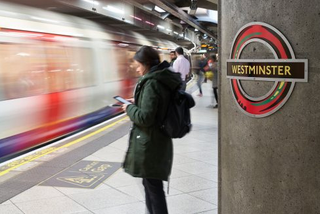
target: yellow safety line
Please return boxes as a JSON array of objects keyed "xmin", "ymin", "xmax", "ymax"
[
  {"xmin": 0, "ymin": 117, "xmax": 129, "ymax": 177},
  {"xmin": 186, "ymin": 76, "xmax": 197, "ymax": 89}
]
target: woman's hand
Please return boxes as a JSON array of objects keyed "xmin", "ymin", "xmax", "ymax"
[
  {"xmin": 127, "ymin": 98, "xmax": 135, "ymax": 103},
  {"xmin": 122, "ymin": 104, "xmax": 130, "ymax": 113}
]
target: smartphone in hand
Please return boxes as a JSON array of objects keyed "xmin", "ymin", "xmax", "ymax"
[{"xmin": 113, "ymin": 96, "xmax": 131, "ymax": 105}]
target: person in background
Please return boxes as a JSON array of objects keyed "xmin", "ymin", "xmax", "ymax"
[
  {"xmin": 196, "ymin": 54, "xmax": 208, "ymax": 97},
  {"xmin": 209, "ymin": 55, "xmax": 218, "ymax": 107},
  {"xmin": 173, "ymin": 47, "xmax": 190, "ymax": 91},
  {"xmin": 169, "ymin": 50, "xmax": 177, "ymax": 66},
  {"xmin": 203, "ymin": 53, "xmax": 209, "ymax": 83},
  {"xmin": 122, "ymin": 46, "xmax": 182, "ymax": 214}
]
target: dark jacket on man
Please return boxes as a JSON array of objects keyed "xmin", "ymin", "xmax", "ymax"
[
  {"xmin": 170, "ymin": 58, "xmax": 176, "ymax": 66},
  {"xmin": 123, "ymin": 61, "xmax": 182, "ymax": 181}
]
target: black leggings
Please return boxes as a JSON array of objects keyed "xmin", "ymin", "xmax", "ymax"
[
  {"xmin": 213, "ymin": 87, "xmax": 218, "ymax": 103},
  {"xmin": 143, "ymin": 178, "xmax": 168, "ymax": 214}
]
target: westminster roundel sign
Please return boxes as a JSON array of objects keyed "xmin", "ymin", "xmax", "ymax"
[{"xmin": 227, "ymin": 22, "xmax": 308, "ymax": 118}]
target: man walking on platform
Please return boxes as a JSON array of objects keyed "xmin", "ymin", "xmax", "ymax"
[{"xmin": 173, "ymin": 47, "xmax": 190, "ymax": 91}]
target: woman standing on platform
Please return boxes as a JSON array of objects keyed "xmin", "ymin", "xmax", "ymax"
[
  {"xmin": 209, "ymin": 54, "xmax": 218, "ymax": 108},
  {"xmin": 122, "ymin": 46, "xmax": 182, "ymax": 214}
]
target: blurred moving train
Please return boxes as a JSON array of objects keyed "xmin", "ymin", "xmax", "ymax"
[{"xmin": 0, "ymin": 2, "xmax": 180, "ymax": 162}]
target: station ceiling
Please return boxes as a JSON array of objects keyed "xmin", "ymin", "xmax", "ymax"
[{"xmin": 1, "ymin": 0, "xmax": 218, "ymax": 49}]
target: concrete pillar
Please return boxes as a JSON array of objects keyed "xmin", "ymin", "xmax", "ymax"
[{"xmin": 219, "ymin": 0, "xmax": 320, "ymax": 213}]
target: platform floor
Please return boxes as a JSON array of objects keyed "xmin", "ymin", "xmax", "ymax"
[{"xmin": 0, "ymin": 82, "xmax": 218, "ymax": 214}]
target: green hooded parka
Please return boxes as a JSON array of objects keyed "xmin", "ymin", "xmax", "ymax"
[{"xmin": 123, "ymin": 61, "xmax": 182, "ymax": 181}]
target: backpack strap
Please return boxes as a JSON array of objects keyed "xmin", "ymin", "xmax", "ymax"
[{"xmin": 156, "ymin": 81, "xmax": 176, "ymax": 129}]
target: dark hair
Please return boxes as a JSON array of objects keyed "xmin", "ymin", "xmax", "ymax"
[
  {"xmin": 170, "ymin": 51, "xmax": 176, "ymax": 54},
  {"xmin": 211, "ymin": 55, "xmax": 217, "ymax": 61},
  {"xmin": 175, "ymin": 47, "xmax": 184, "ymax": 55},
  {"xmin": 133, "ymin": 46, "xmax": 160, "ymax": 68}
]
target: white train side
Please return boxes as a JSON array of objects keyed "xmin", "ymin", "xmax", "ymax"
[{"xmin": 0, "ymin": 2, "xmax": 178, "ymax": 161}]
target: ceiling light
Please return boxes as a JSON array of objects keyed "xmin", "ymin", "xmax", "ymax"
[
  {"xmin": 81, "ymin": 0, "xmax": 99, "ymax": 6},
  {"xmin": 157, "ymin": 25, "xmax": 165, "ymax": 29},
  {"xmin": 154, "ymin": 6, "xmax": 165, "ymax": 13},
  {"xmin": 173, "ymin": 31, "xmax": 179, "ymax": 35},
  {"xmin": 103, "ymin": 5, "xmax": 124, "ymax": 14}
]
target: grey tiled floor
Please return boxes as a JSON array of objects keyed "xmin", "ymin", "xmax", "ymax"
[{"xmin": 0, "ymin": 83, "xmax": 218, "ymax": 214}]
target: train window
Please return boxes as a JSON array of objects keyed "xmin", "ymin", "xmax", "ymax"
[
  {"xmin": 0, "ymin": 43, "xmax": 47, "ymax": 100},
  {"xmin": 102, "ymin": 48, "xmax": 119, "ymax": 82},
  {"xmin": 102, "ymin": 43, "xmax": 141, "ymax": 83},
  {"xmin": 127, "ymin": 50, "xmax": 140, "ymax": 78},
  {"xmin": 0, "ymin": 42, "xmax": 95, "ymax": 100},
  {"xmin": 43, "ymin": 43, "xmax": 69, "ymax": 92},
  {"xmin": 63, "ymin": 47, "xmax": 94, "ymax": 89},
  {"xmin": 0, "ymin": 28, "xmax": 95, "ymax": 100},
  {"xmin": 44, "ymin": 43, "xmax": 94, "ymax": 92}
]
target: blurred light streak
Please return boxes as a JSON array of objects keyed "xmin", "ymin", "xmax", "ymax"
[
  {"xmin": 145, "ymin": 21, "xmax": 155, "ymax": 26},
  {"xmin": 30, "ymin": 16, "xmax": 60, "ymax": 24},
  {"xmin": 118, "ymin": 43, "xmax": 129, "ymax": 47},
  {"xmin": 130, "ymin": 15, "xmax": 142, "ymax": 21},
  {"xmin": 16, "ymin": 53, "xmax": 30, "ymax": 56}
]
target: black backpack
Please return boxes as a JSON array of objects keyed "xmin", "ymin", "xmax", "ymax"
[{"xmin": 160, "ymin": 89, "xmax": 195, "ymax": 138}]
